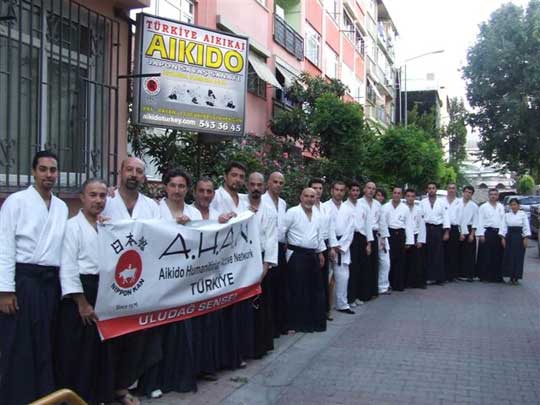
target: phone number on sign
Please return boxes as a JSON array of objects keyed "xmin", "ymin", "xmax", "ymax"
[{"xmin": 199, "ymin": 120, "xmax": 242, "ymax": 132}]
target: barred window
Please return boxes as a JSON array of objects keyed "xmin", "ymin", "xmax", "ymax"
[{"xmin": 0, "ymin": 0, "xmax": 121, "ymax": 192}]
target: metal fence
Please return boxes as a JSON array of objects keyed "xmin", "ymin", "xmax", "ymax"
[
  {"xmin": 0, "ymin": 0, "xmax": 120, "ymax": 193},
  {"xmin": 273, "ymin": 14, "xmax": 304, "ymax": 61}
]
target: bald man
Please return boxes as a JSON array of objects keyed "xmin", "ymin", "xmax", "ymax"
[
  {"xmin": 246, "ymin": 173, "xmax": 278, "ymax": 358},
  {"xmin": 102, "ymin": 157, "xmax": 163, "ymax": 401},
  {"xmin": 281, "ymin": 188, "xmax": 327, "ymax": 333},
  {"xmin": 262, "ymin": 172, "xmax": 289, "ymax": 337}
]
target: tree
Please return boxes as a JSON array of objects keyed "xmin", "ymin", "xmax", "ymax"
[
  {"xmin": 271, "ymin": 73, "xmax": 374, "ymax": 184},
  {"xmin": 444, "ymin": 97, "xmax": 468, "ymax": 166},
  {"xmin": 463, "ymin": 0, "xmax": 540, "ymax": 180},
  {"xmin": 407, "ymin": 105, "xmax": 441, "ymax": 144},
  {"xmin": 366, "ymin": 126, "xmax": 445, "ymax": 190},
  {"xmin": 517, "ymin": 174, "xmax": 536, "ymax": 194}
]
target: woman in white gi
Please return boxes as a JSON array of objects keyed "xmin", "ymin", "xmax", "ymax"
[{"xmin": 500, "ymin": 198, "xmax": 531, "ymax": 285}]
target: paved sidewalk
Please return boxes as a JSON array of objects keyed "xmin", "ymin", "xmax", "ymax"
[{"xmin": 147, "ymin": 243, "xmax": 540, "ymax": 405}]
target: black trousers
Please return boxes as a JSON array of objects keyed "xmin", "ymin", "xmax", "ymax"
[
  {"xmin": 269, "ymin": 243, "xmax": 289, "ymax": 337},
  {"xmin": 477, "ymin": 227, "xmax": 503, "ymax": 282},
  {"xmin": 287, "ymin": 248, "xmax": 326, "ymax": 333},
  {"xmin": 406, "ymin": 235, "xmax": 425, "ymax": 288},
  {"xmin": 444, "ymin": 225, "xmax": 461, "ymax": 281},
  {"xmin": 348, "ymin": 232, "xmax": 368, "ymax": 303},
  {"xmin": 368, "ymin": 234, "xmax": 379, "ymax": 298},
  {"xmin": 56, "ymin": 275, "xmax": 116, "ymax": 403},
  {"xmin": 425, "ymin": 224, "xmax": 446, "ymax": 283},
  {"xmin": 0, "ymin": 264, "xmax": 60, "ymax": 405},
  {"xmin": 459, "ymin": 226, "xmax": 477, "ymax": 279},
  {"xmin": 388, "ymin": 228, "xmax": 406, "ymax": 291}
]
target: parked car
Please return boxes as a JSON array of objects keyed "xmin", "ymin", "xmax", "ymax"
[{"xmin": 531, "ymin": 205, "xmax": 540, "ymax": 244}]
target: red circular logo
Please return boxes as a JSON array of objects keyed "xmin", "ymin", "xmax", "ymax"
[
  {"xmin": 144, "ymin": 78, "xmax": 160, "ymax": 95},
  {"xmin": 114, "ymin": 250, "xmax": 143, "ymax": 289}
]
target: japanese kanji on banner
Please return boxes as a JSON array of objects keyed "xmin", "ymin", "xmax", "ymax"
[{"xmin": 94, "ymin": 211, "xmax": 262, "ymax": 340}]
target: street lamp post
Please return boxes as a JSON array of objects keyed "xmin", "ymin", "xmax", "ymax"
[{"xmin": 402, "ymin": 49, "xmax": 445, "ymax": 127}]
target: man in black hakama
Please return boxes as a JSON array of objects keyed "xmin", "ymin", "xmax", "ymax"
[
  {"xmin": 0, "ymin": 151, "xmax": 68, "ymax": 405},
  {"xmin": 283, "ymin": 188, "xmax": 327, "ymax": 333},
  {"xmin": 420, "ymin": 183, "xmax": 450, "ymax": 285},
  {"xmin": 458, "ymin": 186, "xmax": 479, "ymax": 281}
]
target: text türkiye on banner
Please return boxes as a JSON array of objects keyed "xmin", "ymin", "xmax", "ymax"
[{"xmin": 95, "ymin": 211, "xmax": 262, "ymax": 340}]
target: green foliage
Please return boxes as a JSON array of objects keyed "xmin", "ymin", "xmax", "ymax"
[
  {"xmin": 407, "ymin": 105, "xmax": 441, "ymax": 144},
  {"xmin": 463, "ymin": 0, "xmax": 540, "ymax": 179},
  {"xmin": 517, "ymin": 174, "xmax": 536, "ymax": 194},
  {"xmin": 444, "ymin": 97, "xmax": 468, "ymax": 166},
  {"xmin": 367, "ymin": 125, "xmax": 444, "ymax": 190}
]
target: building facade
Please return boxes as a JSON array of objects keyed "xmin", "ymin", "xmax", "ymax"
[
  {"xmin": 0, "ymin": 0, "xmax": 399, "ymax": 202},
  {"xmin": 0, "ymin": 0, "xmax": 149, "ymax": 209}
]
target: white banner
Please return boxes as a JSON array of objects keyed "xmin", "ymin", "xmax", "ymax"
[{"xmin": 95, "ymin": 211, "xmax": 262, "ymax": 340}]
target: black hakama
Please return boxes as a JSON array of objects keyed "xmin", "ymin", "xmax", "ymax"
[
  {"xmin": 238, "ymin": 299, "xmax": 255, "ymax": 360},
  {"xmin": 321, "ymin": 240, "xmax": 330, "ymax": 312},
  {"xmin": 444, "ymin": 225, "xmax": 461, "ymax": 281},
  {"xmin": 348, "ymin": 232, "xmax": 369, "ymax": 303},
  {"xmin": 425, "ymin": 224, "xmax": 446, "ymax": 283},
  {"xmin": 286, "ymin": 246, "xmax": 326, "ymax": 332},
  {"xmin": 137, "ymin": 319, "xmax": 197, "ymax": 396},
  {"xmin": 502, "ymin": 227, "xmax": 526, "ymax": 280},
  {"xmin": 220, "ymin": 304, "xmax": 243, "ymax": 369},
  {"xmin": 192, "ymin": 311, "xmax": 223, "ymax": 376},
  {"xmin": 388, "ymin": 228, "xmax": 406, "ymax": 291},
  {"xmin": 368, "ymin": 234, "xmax": 379, "ymax": 298},
  {"xmin": 0, "ymin": 264, "xmax": 60, "ymax": 405},
  {"xmin": 477, "ymin": 227, "xmax": 503, "ymax": 282},
  {"xmin": 405, "ymin": 236, "xmax": 425, "ymax": 288},
  {"xmin": 252, "ymin": 273, "xmax": 274, "ymax": 358},
  {"xmin": 269, "ymin": 243, "xmax": 289, "ymax": 337},
  {"xmin": 55, "ymin": 274, "xmax": 115, "ymax": 404},
  {"xmin": 459, "ymin": 226, "xmax": 477, "ymax": 279}
]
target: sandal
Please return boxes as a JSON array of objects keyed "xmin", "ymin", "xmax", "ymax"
[{"xmin": 115, "ymin": 392, "xmax": 140, "ymax": 405}]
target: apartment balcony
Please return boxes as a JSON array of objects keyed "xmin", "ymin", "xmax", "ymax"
[
  {"xmin": 274, "ymin": 14, "xmax": 304, "ymax": 60},
  {"xmin": 367, "ymin": 85, "xmax": 377, "ymax": 105}
]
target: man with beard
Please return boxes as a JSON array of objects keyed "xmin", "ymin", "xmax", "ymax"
[
  {"xmin": 309, "ymin": 178, "xmax": 334, "ymax": 321},
  {"xmin": 343, "ymin": 181, "xmax": 373, "ymax": 307},
  {"xmin": 458, "ymin": 186, "xmax": 478, "ymax": 282},
  {"xmin": 323, "ymin": 181, "xmax": 355, "ymax": 314},
  {"xmin": 282, "ymin": 188, "xmax": 327, "ymax": 333},
  {"xmin": 382, "ymin": 187, "xmax": 409, "ymax": 292},
  {"xmin": 138, "ymin": 168, "xmax": 198, "ymax": 398},
  {"xmin": 404, "ymin": 189, "xmax": 427, "ymax": 289},
  {"xmin": 262, "ymin": 172, "xmax": 288, "ymax": 337},
  {"xmin": 56, "ymin": 179, "xmax": 126, "ymax": 404},
  {"xmin": 210, "ymin": 162, "xmax": 250, "ymax": 369},
  {"xmin": 246, "ymin": 173, "xmax": 278, "ymax": 358},
  {"xmin": 442, "ymin": 183, "xmax": 462, "ymax": 282},
  {"xmin": 0, "ymin": 151, "xmax": 68, "ymax": 404},
  {"xmin": 359, "ymin": 181, "xmax": 387, "ymax": 300},
  {"xmin": 189, "ymin": 177, "xmax": 226, "ymax": 381},
  {"xmin": 419, "ymin": 182, "xmax": 450, "ymax": 285},
  {"xmin": 101, "ymin": 157, "xmax": 160, "ymax": 403},
  {"xmin": 476, "ymin": 188, "xmax": 505, "ymax": 282}
]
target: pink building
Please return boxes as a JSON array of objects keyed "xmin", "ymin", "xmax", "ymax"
[
  {"xmin": 0, "ymin": 0, "xmax": 150, "ymax": 212},
  {"xmin": 194, "ymin": 0, "xmax": 370, "ymax": 136}
]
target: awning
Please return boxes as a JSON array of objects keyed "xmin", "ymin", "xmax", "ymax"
[
  {"xmin": 248, "ymin": 54, "xmax": 282, "ymax": 89},
  {"xmin": 275, "ymin": 65, "xmax": 296, "ymax": 88}
]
